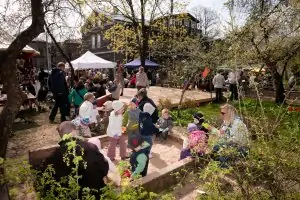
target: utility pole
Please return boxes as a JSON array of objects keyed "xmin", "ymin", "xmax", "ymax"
[{"xmin": 171, "ymin": 0, "xmax": 174, "ymax": 14}]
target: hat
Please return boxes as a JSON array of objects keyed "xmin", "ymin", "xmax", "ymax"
[
  {"xmin": 143, "ymin": 103, "xmax": 155, "ymax": 115},
  {"xmin": 193, "ymin": 112, "xmax": 204, "ymax": 120},
  {"xmin": 130, "ymin": 97, "xmax": 139, "ymax": 106},
  {"xmin": 80, "ymin": 118, "xmax": 90, "ymax": 126},
  {"xmin": 187, "ymin": 123, "xmax": 198, "ymax": 133},
  {"xmin": 112, "ymin": 100, "xmax": 124, "ymax": 112},
  {"xmin": 127, "ymin": 133, "xmax": 144, "ymax": 149}
]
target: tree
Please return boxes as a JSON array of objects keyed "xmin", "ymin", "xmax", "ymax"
[
  {"xmin": 224, "ymin": 0, "xmax": 300, "ymax": 103},
  {"xmin": 191, "ymin": 5, "xmax": 220, "ymax": 39},
  {"xmin": 95, "ymin": 0, "xmax": 188, "ymax": 66},
  {"xmin": 0, "ymin": 0, "xmax": 88, "ymax": 158},
  {"xmin": 0, "ymin": 0, "xmax": 45, "ymax": 158}
]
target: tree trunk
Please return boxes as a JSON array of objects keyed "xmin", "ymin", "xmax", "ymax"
[
  {"xmin": 274, "ymin": 72, "xmax": 285, "ymax": 104},
  {"xmin": 0, "ymin": 0, "xmax": 45, "ymax": 158}
]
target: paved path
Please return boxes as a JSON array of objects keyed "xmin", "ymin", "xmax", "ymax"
[{"xmin": 119, "ymin": 87, "xmax": 215, "ymax": 106}]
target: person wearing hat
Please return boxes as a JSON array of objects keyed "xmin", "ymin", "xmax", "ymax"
[
  {"xmin": 128, "ymin": 133, "xmax": 151, "ymax": 179},
  {"xmin": 179, "ymin": 123, "xmax": 208, "ymax": 160},
  {"xmin": 193, "ymin": 112, "xmax": 209, "ymax": 133},
  {"xmin": 107, "ymin": 100, "xmax": 127, "ymax": 161},
  {"xmin": 139, "ymin": 103, "xmax": 159, "ymax": 158}
]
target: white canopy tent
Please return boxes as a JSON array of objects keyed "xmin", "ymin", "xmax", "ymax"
[{"xmin": 67, "ymin": 51, "xmax": 115, "ymax": 70}]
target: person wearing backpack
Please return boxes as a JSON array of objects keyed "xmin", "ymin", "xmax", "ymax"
[{"xmin": 68, "ymin": 80, "xmax": 88, "ymax": 116}]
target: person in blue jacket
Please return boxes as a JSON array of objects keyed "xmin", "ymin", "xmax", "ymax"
[{"xmin": 139, "ymin": 103, "xmax": 159, "ymax": 157}]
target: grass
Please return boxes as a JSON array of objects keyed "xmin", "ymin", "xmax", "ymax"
[{"xmin": 169, "ymin": 98, "xmax": 300, "ymax": 129}]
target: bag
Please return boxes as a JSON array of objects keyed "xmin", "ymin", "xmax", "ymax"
[{"xmin": 75, "ymin": 89, "xmax": 84, "ymax": 100}]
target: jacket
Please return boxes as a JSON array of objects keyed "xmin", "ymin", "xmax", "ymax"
[
  {"xmin": 138, "ymin": 97, "xmax": 159, "ymax": 123},
  {"xmin": 136, "ymin": 72, "xmax": 149, "ymax": 87},
  {"xmin": 130, "ymin": 141, "xmax": 150, "ymax": 178},
  {"xmin": 188, "ymin": 130, "xmax": 208, "ymax": 154},
  {"xmin": 79, "ymin": 101, "xmax": 93, "ymax": 120},
  {"xmin": 212, "ymin": 73, "xmax": 225, "ymax": 88},
  {"xmin": 221, "ymin": 117, "xmax": 249, "ymax": 146},
  {"xmin": 48, "ymin": 68, "xmax": 68, "ymax": 95},
  {"xmin": 68, "ymin": 88, "xmax": 88, "ymax": 106},
  {"xmin": 123, "ymin": 108, "xmax": 141, "ymax": 133},
  {"xmin": 107, "ymin": 111, "xmax": 123, "ymax": 137},
  {"xmin": 139, "ymin": 112, "xmax": 159, "ymax": 136},
  {"xmin": 40, "ymin": 137, "xmax": 109, "ymax": 199},
  {"xmin": 157, "ymin": 117, "xmax": 173, "ymax": 130}
]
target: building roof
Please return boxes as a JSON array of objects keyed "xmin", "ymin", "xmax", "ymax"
[{"xmin": 156, "ymin": 13, "xmax": 200, "ymax": 23}]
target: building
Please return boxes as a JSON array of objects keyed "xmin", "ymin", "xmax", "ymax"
[
  {"xmin": 81, "ymin": 11, "xmax": 201, "ymax": 63},
  {"xmin": 29, "ymin": 38, "xmax": 82, "ymax": 70}
]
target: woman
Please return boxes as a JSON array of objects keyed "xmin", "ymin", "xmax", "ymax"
[
  {"xmin": 136, "ymin": 66, "xmax": 149, "ymax": 91},
  {"xmin": 68, "ymin": 80, "xmax": 88, "ymax": 116},
  {"xmin": 212, "ymin": 104, "xmax": 249, "ymax": 167}
]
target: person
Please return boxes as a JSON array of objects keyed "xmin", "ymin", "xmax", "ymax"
[
  {"xmin": 68, "ymin": 80, "xmax": 88, "ymax": 116},
  {"xmin": 116, "ymin": 61, "xmax": 125, "ymax": 96},
  {"xmin": 180, "ymin": 123, "xmax": 208, "ymax": 160},
  {"xmin": 212, "ymin": 104, "xmax": 249, "ymax": 168},
  {"xmin": 107, "ymin": 100, "xmax": 127, "ymax": 161},
  {"xmin": 108, "ymin": 80, "xmax": 121, "ymax": 100},
  {"xmin": 79, "ymin": 92, "xmax": 95, "ymax": 120},
  {"xmin": 213, "ymin": 70, "xmax": 225, "ymax": 103},
  {"xmin": 38, "ymin": 67, "xmax": 48, "ymax": 87},
  {"xmin": 136, "ymin": 66, "xmax": 149, "ymax": 91},
  {"xmin": 139, "ymin": 103, "xmax": 159, "ymax": 158},
  {"xmin": 227, "ymin": 71, "xmax": 239, "ymax": 101},
  {"xmin": 48, "ymin": 62, "xmax": 69, "ymax": 123},
  {"xmin": 128, "ymin": 133, "xmax": 151, "ymax": 179},
  {"xmin": 156, "ymin": 108, "xmax": 173, "ymax": 141},
  {"xmin": 193, "ymin": 112, "xmax": 209, "ymax": 133},
  {"xmin": 136, "ymin": 88, "xmax": 159, "ymax": 123},
  {"xmin": 123, "ymin": 97, "xmax": 141, "ymax": 137},
  {"xmin": 129, "ymin": 73, "xmax": 136, "ymax": 88},
  {"xmin": 39, "ymin": 121, "xmax": 109, "ymax": 199}
]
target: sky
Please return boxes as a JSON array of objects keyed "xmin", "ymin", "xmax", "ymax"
[{"xmin": 188, "ymin": 0, "xmax": 230, "ymax": 26}]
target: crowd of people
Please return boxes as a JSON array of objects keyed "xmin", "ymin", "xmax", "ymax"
[{"xmin": 31, "ymin": 61, "xmax": 252, "ymax": 198}]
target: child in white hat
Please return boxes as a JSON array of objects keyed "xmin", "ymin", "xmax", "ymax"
[{"xmin": 106, "ymin": 100, "xmax": 127, "ymax": 161}]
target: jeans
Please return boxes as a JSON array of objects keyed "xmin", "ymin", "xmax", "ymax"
[
  {"xmin": 141, "ymin": 135, "xmax": 153, "ymax": 155},
  {"xmin": 230, "ymin": 84, "xmax": 238, "ymax": 100},
  {"xmin": 212, "ymin": 142, "xmax": 249, "ymax": 168},
  {"xmin": 49, "ymin": 94, "xmax": 69, "ymax": 122},
  {"xmin": 215, "ymin": 88, "xmax": 223, "ymax": 102}
]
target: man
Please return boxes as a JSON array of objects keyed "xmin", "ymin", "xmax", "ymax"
[
  {"xmin": 136, "ymin": 88, "xmax": 159, "ymax": 123},
  {"xmin": 116, "ymin": 61, "xmax": 125, "ymax": 96},
  {"xmin": 48, "ymin": 62, "xmax": 69, "ymax": 122},
  {"xmin": 213, "ymin": 70, "xmax": 225, "ymax": 103},
  {"xmin": 38, "ymin": 68, "xmax": 48, "ymax": 87},
  {"xmin": 227, "ymin": 70, "xmax": 239, "ymax": 101},
  {"xmin": 136, "ymin": 66, "xmax": 149, "ymax": 91},
  {"xmin": 39, "ymin": 121, "xmax": 109, "ymax": 199}
]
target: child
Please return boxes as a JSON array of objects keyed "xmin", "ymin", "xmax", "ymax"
[
  {"xmin": 128, "ymin": 133, "xmax": 150, "ymax": 179},
  {"xmin": 156, "ymin": 108, "xmax": 173, "ymax": 141},
  {"xmin": 79, "ymin": 92, "xmax": 95, "ymax": 120},
  {"xmin": 68, "ymin": 80, "xmax": 87, "ymax": 116},
  {"xmin": 193, "ymin": 112, "xmax": 209, "ymax": 133},
  {"xmin": 139, "ymin": 103, "xmax": 159, "ymax": 158},
  {"xmin": 123, "ymin": 97, "xmax": 141, "ymax": 135},
  {"xmin": 179, "ymin": 123, "xmax": 208, "ymax": 160},
  {"xmin": 107, "ymin": 100, "xmax": 127, "ymax": 161}
]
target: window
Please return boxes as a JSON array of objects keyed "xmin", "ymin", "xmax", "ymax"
[
  {"xmin": 184, "ymin": 19, "xmax": 189, "ymax": 27},
  {"xmin": 97, "ymin": 34, "xmax": 101, "ymax": 48},
  {"xmin": 91, "ymin": 35, "xmax": 96, "ymax": 49}
]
